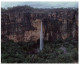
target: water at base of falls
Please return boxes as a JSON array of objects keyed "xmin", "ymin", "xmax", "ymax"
[{"xmin": 40, "ymin": 22, "xmax": 43, "ymax": 51}]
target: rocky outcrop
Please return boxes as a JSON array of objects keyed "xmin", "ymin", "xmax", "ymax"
[{"xmin": 1, "ymin": 8, "xmax": 78, "ymax": 42}]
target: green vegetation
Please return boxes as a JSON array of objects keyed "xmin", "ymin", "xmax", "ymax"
[
  {"xmin": 1, "ymin": 8, "xmax": 6, "ymax": 12},
  {"xmin": 1, "ymin": 38, "xmax": 78, "ymax": 63},
  {"xmin": 1, "ymin": 5, "xmax": 34, "ymax": 13},
  {"xmin": 1, "ymin": 5, "xmax": 78, "ymax": 13}
]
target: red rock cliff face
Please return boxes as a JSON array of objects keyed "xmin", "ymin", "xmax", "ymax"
[{"xmin": 1, "ymin": 8, "xmax": 78, "ymax": 42}]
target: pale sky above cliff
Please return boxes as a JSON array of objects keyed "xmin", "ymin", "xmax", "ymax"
[{"xmin": 1, "ymin": 2, "xmax": 78, "ymax": 9}]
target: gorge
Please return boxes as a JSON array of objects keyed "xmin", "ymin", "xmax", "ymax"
[{"xmin": 1, "ymin": 5, "xmax": 78, "ymax": 63}]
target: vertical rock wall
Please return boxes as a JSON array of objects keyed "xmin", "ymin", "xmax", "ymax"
[{"xmin": 1, "ymin": 9, "xmax": 78, "ymax": 42}]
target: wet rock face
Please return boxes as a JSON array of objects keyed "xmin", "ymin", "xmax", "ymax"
[{"xmin": 1, "ymin": 9, "xmax": 78, "ymax": 42}]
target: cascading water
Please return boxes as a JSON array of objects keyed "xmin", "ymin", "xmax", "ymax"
[{"xmin": 40, "ymin": 22, "xmax": 43, "ymax": 51}]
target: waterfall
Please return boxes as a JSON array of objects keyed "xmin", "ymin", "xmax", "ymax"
[{"xmin": 40, "ymin": 22, "xmax": 43, "ymax": 51}]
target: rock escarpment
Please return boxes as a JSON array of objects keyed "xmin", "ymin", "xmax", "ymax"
[{"xmin": 1, "ymin": 7, "xmax": 78, "ymax": 42}]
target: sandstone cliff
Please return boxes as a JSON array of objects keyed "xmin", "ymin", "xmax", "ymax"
[{"xmin": 1, "ymin": 6, "xmax": 78, "ymax": 42}]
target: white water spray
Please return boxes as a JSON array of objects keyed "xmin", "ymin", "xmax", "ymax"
[{"xmin": 40, "ymin": 22, "xmax": 43, "ymax": 51}]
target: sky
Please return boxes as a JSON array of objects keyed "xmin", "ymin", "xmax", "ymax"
[{"xmin": 1, "ymin": 2, "xmax": 78, "ymax": 9}]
